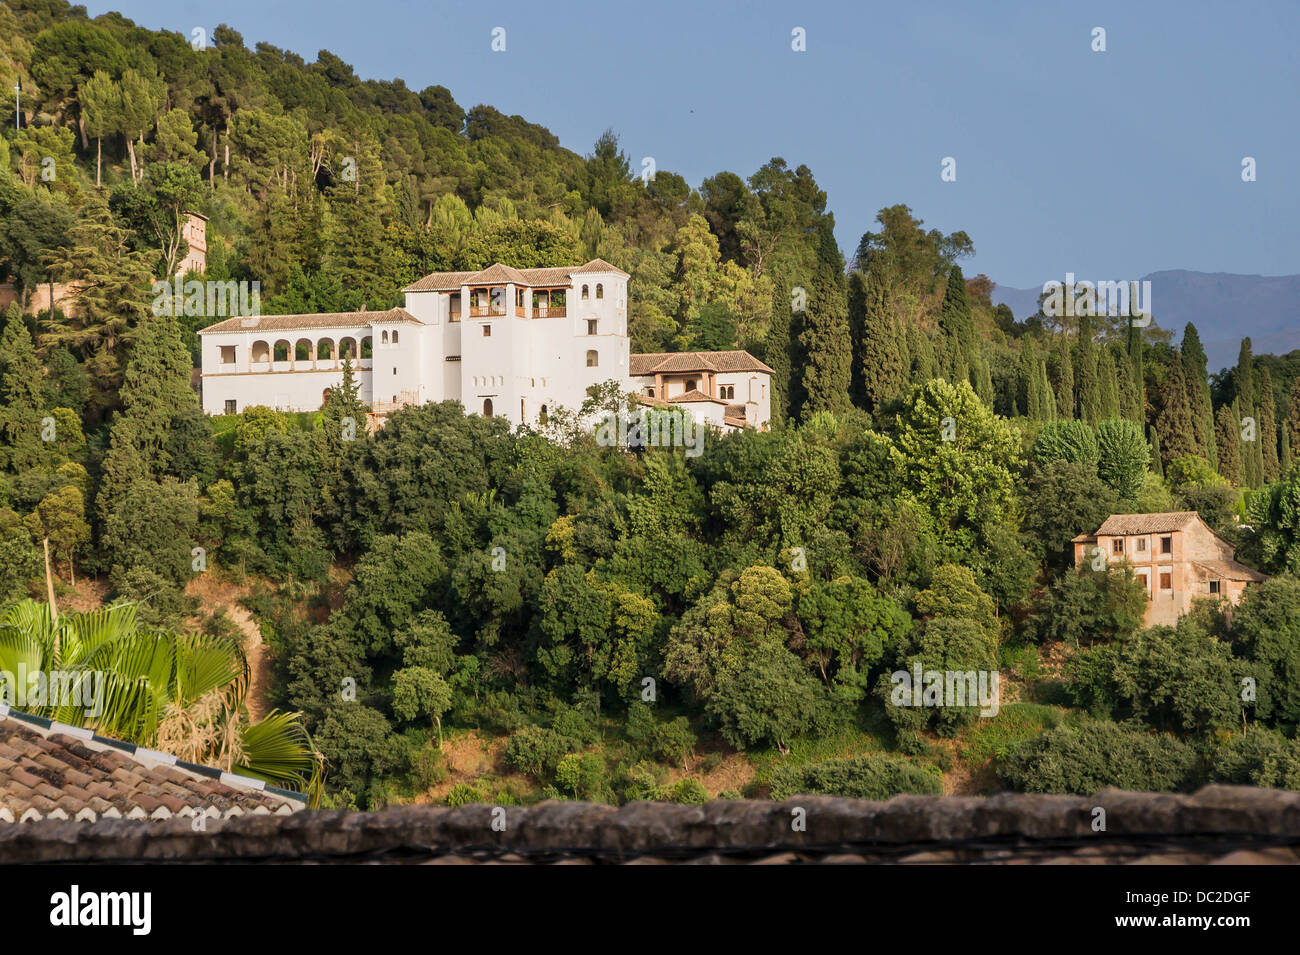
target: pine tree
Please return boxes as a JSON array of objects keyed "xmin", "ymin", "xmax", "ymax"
[
  {"xmin": 0, "ymin": 309, "xmax": 45, "ymax": 473},
  {"xmin": 854, "ymin": 272, "xmax": 906, "ymax": 410},
  {"xmin": 1049, "ymin": 336, "xmax": 1075, "ymax": 418},
  {"xmin": 1156, "ymin": 359, "xmax": 1197, "ymax": 466},
  {"xmin": 1260, "ymin": 366, "xmax": 1280, "ymax": 482},
  {"xmin": 1215, "ymin": 403, "xmax": 1242, "ymax": 484},
  {"xmin": 797, "ymin": 225, "xmax": 852, "ymax": 417},
  {"xmin": 765, "ymin": 278, "xmax": 793, "ymax": 426},
  {"xmin": 1075, "ymin": 312, "xmax": 1101, "ymax": 425}
]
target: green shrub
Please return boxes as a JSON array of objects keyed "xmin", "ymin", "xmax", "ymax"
[
  {"xmin": 1209, "ymin": 727, "xmax": 1300, "ymax": 790},
  {"xmin": 999, "ymin": 718, "xmax": 1199, "ymax": 794},
  {"xmin": 767, "ymin": 753, "xmax": 943, "ymax": 801},
  {"xmin": 445, "ymin": 783, "xmax": 485, "ymax": 807},
  {"xmin": 958, "ymin": 703, "xmax": 1063, "ymax": 765}
]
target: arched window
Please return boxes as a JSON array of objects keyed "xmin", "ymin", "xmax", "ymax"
[
  {"xmin": 392, "ymin": 330, "xmax": 399, "ymax": 344},
  {"xmin": 381, "ymin": 331, "xmax": 389, "ymax": 344},
  {"xmin": 251, "ymin": 340, "xmax": 271, "ymax": 363},
  {"xmin": 483, "ymin": 398, "xmax": 493, "ymax": 417},
  {"xmin": 295, "ymin": 339, "xmax": 312, "ymax": 361},
  {"xmin": 581, "ymin": 284, "xmax": 590, "ymax": 300},
  {"xmin": 540, "ymin": 404, "xmax": 548, "ymax": 424},
  {"xmin": 685, "ymin": 379, "xmax": 697, "ymax": 392},
  {"xmin": 586, "ymin": 350, "xmax": 599, "ymax": 368},
  {"xmin": 647, "ymin": 387, "xmax": 656, "ymax": 398},
  {"xmin": 317, "ymin": 339, "xmax": 334, "ymax": 360},
  {"xmin": 273, "ymin": 340, "xmax": 290, "ymax": 362},
  {"xmin": 596, "ymin": 283, "xmax": 604, "ymax": 299},
  {"xmin": 361, "ymin": 336, "xmax": 373, "ymax": 358}
]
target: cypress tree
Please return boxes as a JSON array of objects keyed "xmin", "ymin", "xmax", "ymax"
[
  {"xmin": 974, "ymin": 355, "xmax": 994, "ymax": 408},
  {"xmin": 1215, "ymin": 403, "xmax": 1242, "ymax": 484},
  {"xmin": 1260, "ymin": 366, "xmax": 1280, "ymax": 482},
  {"xmin": 1039, "ymin": 359, "xmax": 1057, "ymax": 420},
  {"xmin": 1149, "ymin": 425, "xmax": 1164, "ymax": 478},
  {"xmin": 765, "ymin": 278, "xmax": 793, "ymax": 426},
  {"xmin": 0, "ymin": 308, "xmax": 45, "ymax": 473},
  {"xmin": 797, "ymin": 225, "xmax": 852, "ymax": 417},
  {"xmin": 1181, "ymin": 323, "xmax": 1212, "ymax": 457},
  {"xmin": 1075, "ymin": 312, "xmax": 1101, "ymax": 425},
  {"xmin": 1282, "ymin": 428, "xmax": 1293, "ymax": 476},
  {"xmin": 1156, "ymin": 359, "xmax": 1198, "ymax": 466},
  {"xmin": 1235, "ymin": 338, "xmax": 1255, "ymax": 411},
  {"xmin": 1049, "ymin": 336, "xmax": 1075, "ymax": 418},
  {"xmin": 1097, "ymin": 347, "xmax": 1120, "ymax": 421},
  {"xmin": 1017, "ymin": 341, "xmax": 1038, "ymax": 419},
  {"xmin": 1288, "ymin": 377, "xmax": 1300, "ymax": 459},
  {"xmin": 855, "ymin": 272, "xmax": 906, "ymax": 410},
  {"xmin": 847, "ymin": 270, "xmax": 868, "ymax": 407},
  {"xmin": 1116, "ymin": 351, "xmax": 1141, "ymax": 423},
  {"xmin": 907, "ymin": 323, "xmax": 938, "ymax": 383},
  {"xmin": 1128, "ymin": 317, "xmax": 1146, "ymax": 425},
  {"xmin": 939, "ymin": 265, "xmax": 976, "ymax": 372}
]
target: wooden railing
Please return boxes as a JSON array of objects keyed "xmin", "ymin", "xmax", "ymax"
[
  {"xmin": 534, "ymin": 306, "xmax": 565, "ymax": 318},
  {"xmin": 469, "ymin": 305, "xmax": 506, "ymax": 318}
]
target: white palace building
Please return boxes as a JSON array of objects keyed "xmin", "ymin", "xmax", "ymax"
[{"xmin": 198, "ymin": 259, "xmax": 772, "ymax": 432}]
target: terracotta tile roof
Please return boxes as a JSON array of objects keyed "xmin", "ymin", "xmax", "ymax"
[
  {"xmin": 668, "ymin": 389, "xmax": 727, "ymax": 405},
  {"xmin": 1193, "ymin": 559, "xmax": 1267, "ymax": 582},
  {"xmin": 723, "ymin": 415, "xmax": 749, "ymax": 429},
  {"xmin": 1094, "ymin": 512, "xmax": 1201, "ymax": 536},
  {"xmin": 198, "ymin": 307, "xmax": 419, "ymax": 335},
  {"xmin": 403, "ymin": 259, "xmax": 629, "ymax": 293},
  {"xmin": 5, "ymin": 786, "xmax": 1298, "ymax": 864},
  {"xmin": 629, "ymin": 350, "xmax": 775, "ymax": 376},
  {"xmin": 0, "ymin": 708, "xmax": 305, "ymax": 824}
]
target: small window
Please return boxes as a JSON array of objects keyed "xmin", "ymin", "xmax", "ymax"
[
  {"xmin": 587, "ymin": 319, "xmax": 598, "ymax": 335},
  {"xmin": 586, "ymin": 350, "xmax": 599, "ymax": 367},
  {"xmin": 1161, "ymin": 536, "xmax": 1172, "ymax": 554},
  {"xmin": 1112, "ymin": 539, "xmax": 1124, "ymax": 555},
  {"xmin": 483, "ymin": 398, "xmax": 493, "ymax": 417},
  {"xmin": 1136, "ymin": 537, "xmax": 1147, "ymax": 552},
  {"xmin": 540, "ymin": 405, "xmax": 548, "ymax": 424},
  {"xmin": 1209, "ymin": 580, "xmax": 1221, "ymax": 595},
  {"xmin": 581, "ymin": 284, "xmax": 589, "ymax": 299},
  {"xmin": 647, "ymin": 387, "xmax": 656, "ymax": 398},
  {"xmin": 1138, "ymin": 573, "xmax": 1150, "ymax": 598},
  {"xmin": 596, "ymin": 283, "xmax": 604, "ymax": 299},
  {"xmin": 382, "ymin": 331, "xmax": 389, "ymax": 344},
  {"xmin": 393, "ymin": 368, "xmax": 397, "ymax": 375},
  {"xmin": 392, "ymin": 331, "xmax": 399, "ymax": 344},
  {"xmin": 483, "ymin": 325, "xmax": 492, "ymax": 337},
  {"xmin": 224, "ymin": 399, "xmax": 236, "ymax": 415},
  {"xmin": 1160, "ymin": 572, "xmax": 1172, "ymax": 590}
]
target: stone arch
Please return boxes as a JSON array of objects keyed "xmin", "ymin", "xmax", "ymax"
[
  {"xmin": 360, "ymin": 335, "xmax": 373, "ymax": 359},
  {"xmin": 273, "ymin": 339, "xmax": 291, "ymax": 362},
  {"xmin": 317, "ymin": 338, "xmax": 335, "ymax": 360},
  {"xmin": 294, "ymin": 338, "xmax": 312, "ymax": 362},
  {"xmin": 251, "ymin": 340, "xmax": 271, "ymax": 363},
  {"xmin": 339, "ymin": 336, "xmax": 358, "ymax": 360}
]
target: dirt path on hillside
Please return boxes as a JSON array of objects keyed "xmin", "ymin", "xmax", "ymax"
[{"xmin": 187, "ymin": 576, "xmax": 273, "ymax": 722}]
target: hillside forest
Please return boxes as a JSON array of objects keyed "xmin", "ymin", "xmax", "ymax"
[{"xmin": 5, "ymin": 1, "xmax": 1300, "ymax": 806}]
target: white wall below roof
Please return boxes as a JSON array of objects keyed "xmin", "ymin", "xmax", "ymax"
[{"xmin": 201, "ymin": 367, "xmax": 374, "ymax": 415}]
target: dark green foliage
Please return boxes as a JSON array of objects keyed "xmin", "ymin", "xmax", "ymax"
[
  {"xmin": 1095, "ymin": 418, "xmax": 1149, "ymax": 501},
  {"xmin": 1209, "ymin": 728, "xmax": 1300, "ymax": 790},
  {"xmin": 767, "ymin": 753, "xmax": 942, "ymax": 800},
  {"xmin": 1031, "ymin": 567, "xmax": 1148, "ymax": 647},
  {"xmin": 1000, "ymin": 718, "xmax": 1200, "ymax": 794},
  {"xmin": 1021, "ymin": 460, "xmax": 1118, "ymax": 572},
  {"xmin": 1030, "ymin": 419, "xmax": 1098, "ymax": 469}
]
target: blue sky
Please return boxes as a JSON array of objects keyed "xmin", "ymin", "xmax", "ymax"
[{"xmin": 89, "ymin": 0, "xmax": 1299, "ymax": 289}]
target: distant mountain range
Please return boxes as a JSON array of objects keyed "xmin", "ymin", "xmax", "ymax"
[{"xmin": 991, "ymin": 271, "xmax": 1300, "ymax": 375}]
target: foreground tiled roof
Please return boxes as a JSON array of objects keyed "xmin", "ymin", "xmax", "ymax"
[
  {"xmin": 3, "ymin": 786, "xmax": 1298, "ymax": 864},
  {"xmin": 1193, "ymin": 559, "xmax": 1268, "ymax": 582},
  {"xmin": 668, "ymin": 389, "xmax": 727, "ymax": 405},
  {"xmin": 1094, "ymin": 512, "xmax": 1201, "ymax": 535},
  {"xmin": 198, "ymin": 307, "xmax": 419, "ymax": 335},
  {"xmin": 403, "ymin": 259, "xmax": 629, "ymax": 293},
  {"xmin": 629, "ymin": 350, "xmax": 775, "ymax": 376},
  {"xmin": 0, "ymin": 708, "xmax": 305, "ymax": 824}
]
